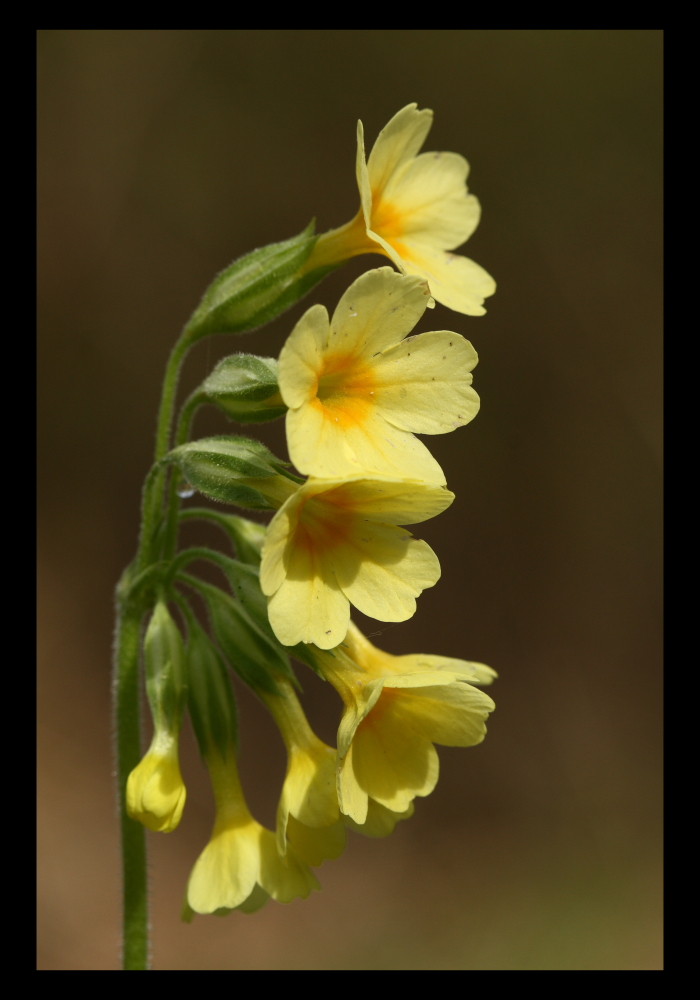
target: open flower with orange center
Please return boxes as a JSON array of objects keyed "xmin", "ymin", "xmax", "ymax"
[
  {"xmin": 279, "ymin": 267, "xmax": 480, "ymax": 483},
  {"xmin": 305, "ymin": 103, "xmax": 496, "ymax": 316},
  {"xmin": 313, "ymin": 622, "xmax": 496, "ymax": 824},
  {"xmin": 259, "ymin": 476, "xmax": 453, "ymax": 649}
]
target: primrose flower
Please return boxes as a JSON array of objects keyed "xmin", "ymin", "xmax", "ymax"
[
  {"xmin": 186, "ymin": 750, "xmax": 319, "ymax": 916},
  {"xmin": 279, "ymin": 267, "xmax": 480, "ymax": 482},
  {"xmin": 262, "ymin": 680, "xmax": 346, "ymax": 866},
  {"xmin": 314, "ymin": 623, "xmax": 496, "ymax": 824},
  {"xmin": 126, "ymin": 730, "xmax": 186, "ymax": 833},
  {"xmin": 306, "ymin": 103, "xmax": 496, "ymax": 316},
  {"xmin": 259, "ymin": 476, "xmax": 454, "ymax": 649}
]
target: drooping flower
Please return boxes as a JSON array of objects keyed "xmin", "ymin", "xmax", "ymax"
[
  {"xmin": 127, "ymin": 600, "xmax": 188, "ymax": 832},
  {"xmin": 313, "ymin": 623, "xmax": 496, "ymax": 824},
  {"xmin": 185, "ymin": 749, "xmax": 319, "ymax": 917},
  {"xmin": 305, "ymin": 104, "xmax": 496, "ymax": 316},
  {"xmin": 259, "ymin": 476, "xmax": 453, "ymax": 649},
  {"xmin": 262, "ymin": 679, "xmax": 346, "ymax": 867},
  {"xmin": 279, "ymin": 267, "xmax": 480, "ymax": 482},
  {"xmin": 126, "ymin": 730, "xmax": 187, "ymax": 833}
]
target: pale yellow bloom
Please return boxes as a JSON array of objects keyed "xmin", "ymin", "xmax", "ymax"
[
  {"xmin": 126, "ymin": 730, "xmax": 186, "ymax": 833},
  {"xmin": 306, "ymin": 103, "xmax": 496, "ymax": 316},
  {"xmin": 279, "ymin": 267, "xmax": 480, "ymax": 482},
  {"xmin": 186, "ymin": 751, "xmax": 319, "ymax": 916},
  {"xmin": 263, "ymin": 680, "xmax": 346, "ymax": 866},
  {"xmin": 265, "ymin": 679, "xmax": 415, "ymax": 852},
  {"xmin": 314, "ymin": 623, "xmax": 496, "ymax": 824},
  {"xmin": 259, "ymin": 476, "xmax": 453, "ymax": 649}
]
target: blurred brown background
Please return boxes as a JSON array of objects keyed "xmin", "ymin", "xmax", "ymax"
[{"xmin": 37, "ymin": 30, "xmax": 663, "ymax": 970}]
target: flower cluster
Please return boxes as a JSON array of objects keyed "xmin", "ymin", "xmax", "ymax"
[{"xmin": 121, "ymin": 103, "xmax": 497, "ymax": 925}]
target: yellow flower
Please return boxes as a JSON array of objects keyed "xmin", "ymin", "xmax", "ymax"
[
  {"xmin": 263, "ymin": 680, "xmax": 346, "ymax": 867},
  {"xmin": 259, "ymin": 476, "xmax": 453, "ymax": 649},
  {"xmin": 315, "ymin": 623, "xmax": 496, "ymax": 824},
  {"xmin": 185, "ymin": 750, "xmax": 319, "ymax": 916},
  {"xmin": 126, "ymin": 731, "xmax": 186, "ymax": 833},
  {"xmin": 279, "ymin": 267, "xmax": 480, "ymax": 482},
  {"xmin": 306, "ymin": 103, "xmax": 496, "ymax": 316}
]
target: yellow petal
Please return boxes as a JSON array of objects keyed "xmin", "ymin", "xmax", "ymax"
[
  {"xmin": 267, "ymin": 564, "xmax": 349, "ymax": 650},
  {"xmin": 363, "ymin": 104, "xmax": 434, "ymax": 200},
  {"xmin": 288, "ymin": 403, "xmax": 445, "ymax": 483},
  {"xmin": 337, "ymin": 742, "xmax": 370, "ymax": 824},
  {"xmin": 280, "ymin": 743, "xmax": 339, "ymax": 830},
  {"xmin": 328, "ymin": 267, "xmax": 430, "ymax": 358},
  {"xmin": 399, "ymin": 244, "xmax": 496, "ymax": 316},
  {"xmin": 278, "ymin": 302, "xmax": 330, "ymax": 409},
  {"xmin": 259, "ymin": 503, "xmax": 294, "ymax": 597},
  {"xmin": 285, "ymin": 401, "xmax": 358, "ymax": 479},
  {"xmin": 349, "ymin": 708, "xmax": 440, "ymax": 813},
  {"xmin": 187, "ymin": 816, "xmax": 262, "ymax": 914},
  {"xmin": 380, "ymin": 151, "xmax": 481, "ymax": 249},
  {"xmin": 373, "ymin": 331, "xmax": 480, "ymax": 434},
  {"xmin": 332, "ymin": 415, "xmax": 446, "ymax": 483},
  {"xmin": 334, "ymin": 529, "xmax": 441, "ymax": 623},
  {"xmin": 382, "ymin": 678, "xmax": 495, "ymax": 747},
  {"xmin": 416, "ymin": 657, "xmax": 498, "ymax": 686},
  {"xmin": 309, "ymin": 477, "xmax": 454, "ymax": 525}
]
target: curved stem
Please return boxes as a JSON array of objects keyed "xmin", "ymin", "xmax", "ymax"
[
  {"xmin": 161, "ymin": 391, "xmax": 205, "ymax": 562},
  {"xmin": 178, "ymin": 506, "xmax": 243, "ymax": 547},
  {"xmin": 166, "ymin": 545, "xmax": 236, "ymax": 586},
  {"xmin": 137, "ymin": 331, "xmax": 195, "ymax": 574}
]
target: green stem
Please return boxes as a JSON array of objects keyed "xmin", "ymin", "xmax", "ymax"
[
  {"xmin": 137, "ymin": 331, "xmax": 195, "ymax": 574},
  {"xmin": 161, "ymin": 391, "xmax": 204, "ymax": 561},
  {"xmin": 113, "ymin": 598, "xmax": 149, "ymax": 971},
  {"xmin": 166, "ymin": 545, "xmax": 236, "ymax": 585},
  {"xmin": 115, "ymin": 325, "xmax": 197, "ymax": 970},
  {"xmin": 178, "ymin": 506, "xmax": 243, "ymax": 542}
]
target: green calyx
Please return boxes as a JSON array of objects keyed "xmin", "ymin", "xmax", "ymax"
[
  {"xmin": 144, "ymin": 600, "xmax": 187, "ymax": 734},
  {"xmin": 184, "ymin": 222, "xmax": 326, "ymax": 342},
  {"xmin": 199, "ymin": 354, "xmax": 286, "ymax": 424},
  {"xmin": 164, "ymin": 435, "xmax": 298, "ymax": 509}
]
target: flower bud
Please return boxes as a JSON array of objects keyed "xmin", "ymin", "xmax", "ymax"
[
  {"xmin": 199, "ymin": 355, "xmax": 286, "ymax": 424},
  {"xmin": 126, "ymin": 731, "xmax": 186, "ymax": 833},
  {"xmin": 165, "ymin": 436, "xmax": 296, "ymax": 510},
  {"xmin": 184, "ymin": 222, "xmax": 327, "ymax": 342}
]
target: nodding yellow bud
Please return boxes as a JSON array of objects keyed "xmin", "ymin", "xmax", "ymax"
[{"xmin": 126, "ymin": 732, "xmax": 187, "ymax": 833}]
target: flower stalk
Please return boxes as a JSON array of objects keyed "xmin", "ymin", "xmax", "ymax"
[{"xmin": 112, "ymin": 101, "xmax": 497, "ymax": 970}]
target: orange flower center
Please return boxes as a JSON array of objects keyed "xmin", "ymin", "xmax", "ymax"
[
  {"xmin": 295, "ymin": 488, "xmax": 356, "ymax": 554},
  {"xmin": 312, "ymin": 353, "xmax": 377, "ymax": 429},
  {"xmin": 370, "ymin": 196, "xmax": 405, "ymax": 241}
]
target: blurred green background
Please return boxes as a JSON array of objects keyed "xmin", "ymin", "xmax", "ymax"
[{"xmin": 37, "ymin": 30, "xmax": 662, "ymax": 970}]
